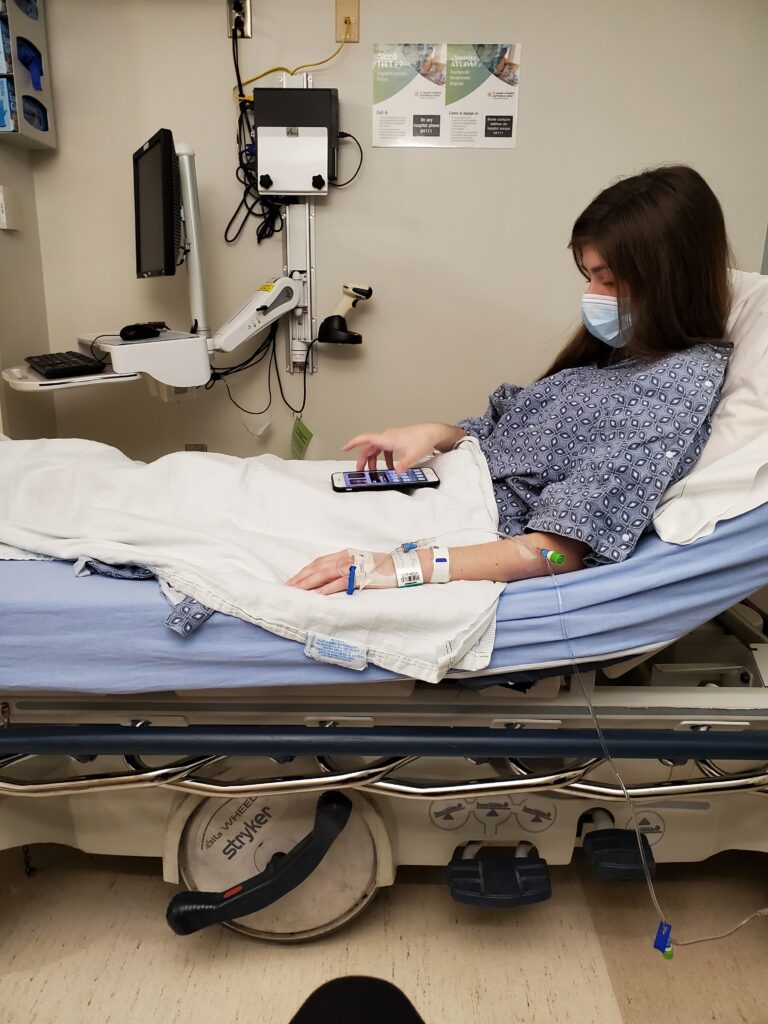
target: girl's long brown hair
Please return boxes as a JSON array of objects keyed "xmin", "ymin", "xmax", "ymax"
[{"xmin": 543, "ymin": 165, "xmax": 732, "ymax": 378}]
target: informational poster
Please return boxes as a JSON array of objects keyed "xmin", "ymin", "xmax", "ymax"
[{"xmin": 373, "ymin": 43, "xmax": 521, "ymax": 149}]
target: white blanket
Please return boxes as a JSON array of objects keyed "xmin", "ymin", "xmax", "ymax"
[{"xmin": 0, "ymin": 435, "xmax": 504, "ymax": 682}]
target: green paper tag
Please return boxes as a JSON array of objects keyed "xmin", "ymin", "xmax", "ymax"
[{"xmin": 291, "ymin": 418, "xmax": 313, "ymax": 460}]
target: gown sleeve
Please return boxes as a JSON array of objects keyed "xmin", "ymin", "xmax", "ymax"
[
  {"xmin": 458, "ymin": 383, "xmax": 523, "ymax": 441},
  {"xmin": 525, "ymin": 346, "xmax": 731, "ymax": 566}
]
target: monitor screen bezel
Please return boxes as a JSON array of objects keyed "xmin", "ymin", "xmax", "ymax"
[{"xmin": 132, "ymin": 127, "xmax": 179, "ymax": 279}]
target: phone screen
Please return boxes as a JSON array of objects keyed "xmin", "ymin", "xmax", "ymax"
[{"xmin": 343, "ymin": 468, "xmax": 431, "ymax": 487}]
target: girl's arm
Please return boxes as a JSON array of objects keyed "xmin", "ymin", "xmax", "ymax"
[
  {"xmin": 416, "ymin": 531, "xmax": 589, "ymax": 583},
  {"xmin": 286, "ymin": 532, "xmax": 589, "ymax": 595}
]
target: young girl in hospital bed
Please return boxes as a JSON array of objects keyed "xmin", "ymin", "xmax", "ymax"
[{"xmin": 288, "ymin": 165, "xmax": 733, "ymax": 596}]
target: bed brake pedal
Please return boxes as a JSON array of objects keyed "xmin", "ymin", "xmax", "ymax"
[
  {"xmin": 581, "ymin": 828, "xmax": 656, "ymax": 881},
  {"xmin": 447, "ymin": 845, "xmax": 552, "ymax": 908}
]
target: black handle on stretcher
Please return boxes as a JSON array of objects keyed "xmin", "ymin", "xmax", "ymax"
[{"xmin": 166, "ymin": 790, "xmax": 353, "ymax": 936}]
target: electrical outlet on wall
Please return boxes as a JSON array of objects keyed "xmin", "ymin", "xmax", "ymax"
[
  {"xmin": 336, "ymin": 0, "xmax": 359, "ymax": 42},
  {"xmin": 227, "ymin": 0, "xmax": 252, "ymax": 38}
]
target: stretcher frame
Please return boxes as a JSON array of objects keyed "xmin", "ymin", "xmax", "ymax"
[{"xmin": 2, "ymin": 599, "xmax": 768, "ymax": 938}]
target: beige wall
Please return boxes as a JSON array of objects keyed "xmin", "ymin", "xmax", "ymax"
[
  {"xmin": 0, "ymin": 146, "xmax": 56, "ymax": 438},
  {"xmin": 28, "ymin": 0, "xmax": 768, "ymax": 461}
]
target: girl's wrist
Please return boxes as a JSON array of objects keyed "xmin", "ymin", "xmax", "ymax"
[
  {"xmin": 417, "ymin": 547, "xmax": 435, "ymax": 583},
  {"xmin": 433, "ymin": 424, "xmax": 467, "ymax": 452}
]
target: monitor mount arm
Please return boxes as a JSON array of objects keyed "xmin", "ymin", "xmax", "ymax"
[
  {"xmin": 209, "ymin": 277, "xmax": 373, "ymax": 355},
  {"xmin": 207, "ymin": 278, "xmax": 301, "ymax": 354}
]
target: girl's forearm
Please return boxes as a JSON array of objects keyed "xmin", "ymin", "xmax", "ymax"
[{"xmin": 416, "ymin": 532, "xmax": 588, "ymax": 583}]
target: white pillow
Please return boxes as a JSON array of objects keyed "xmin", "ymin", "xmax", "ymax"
[{"xmin": 654, "ymin": 269, "xmax": 768, "ymax": 543}]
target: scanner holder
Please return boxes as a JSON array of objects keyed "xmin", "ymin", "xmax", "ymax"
[
  {"xmin": 317, "ymin": 284, "xmax": 373, "ymax": 345},
  {"xmin": 317, "ymin": 314, "xmax": 362, "ymax": 345}
]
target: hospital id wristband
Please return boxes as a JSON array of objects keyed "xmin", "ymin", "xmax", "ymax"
[
  {"xmin": 430, "ymin": 546, "xmax": 450, "ymax": 584},
  {"xmin": 392, "ymin": 548, "xmax": 424, "ymax": 588}
]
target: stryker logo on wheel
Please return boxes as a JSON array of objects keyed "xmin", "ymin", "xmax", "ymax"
[
  {"xmin": 221, "ymin": 807, "xmax": 273, "ymax": 860},
  {"xmin": 220, "ymin": 797, "xmax": 260, "ymax": 831}
]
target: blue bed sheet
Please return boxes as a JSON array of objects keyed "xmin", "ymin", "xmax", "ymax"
[{"xmin": 1, "ymin": 504, "xmax": 768, "ymax": 693}]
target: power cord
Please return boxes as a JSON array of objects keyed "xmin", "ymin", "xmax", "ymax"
[
  {"xmin": 232, "ymin": 18, "xmax": 352, "ymax": 102},
  {"xmin": 273, "ymin": 338, "xmax": 316, "ymax": 416},
  {"xmin": 232, "ymin": 12, "xmax": 245, "ymax": 97},
  {"xmin": 205, "ymin": 322, "xmax": 315, "ymax": 418},
  {"xmin": 331, "ymin": 131, "xmax": 363, "ymax": 188},
  {"xmin": 89, "ymin": 333, "xmax": 121, "ymax": 363},
  {"xmin": 226, "ymin": 17, "xmax": 288, "ymax": 246}
]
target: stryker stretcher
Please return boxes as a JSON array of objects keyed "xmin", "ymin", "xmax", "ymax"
[{"xmin": 2, "ymin": 502, "xmax": 768, "ymax": 940}]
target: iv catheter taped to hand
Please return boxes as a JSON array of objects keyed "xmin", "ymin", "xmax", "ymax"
[
  {"xmin": 339, "ymin": 548, "xmax": 425, "ymax": 591},
  {"xmin": 339, "ymin": 549, "xmax": 395, "ymax": 592}
]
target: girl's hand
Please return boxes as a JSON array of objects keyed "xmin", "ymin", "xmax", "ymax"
[
  {"xmin": 285, "ymin": 550, "xmax": 394, "ymax": 595},
  {"xmin": 343, "ymin": 423, "xmax": 466, "ymax": 474}
]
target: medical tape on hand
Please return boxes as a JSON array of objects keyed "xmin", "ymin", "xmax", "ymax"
[
  {"xmin": 430, "ymin": 545, "xmax": 450, "ymax": 584},
  {"xmin": 344, "ymin": 550, "xmax": 402, "ymax": 591},
  {"xmin": 392, "ymin": 547, "xmax": 424, "ymax": 588},
  {"xmin": 348, "ymin": 549, "xmax": 376, "ymax": 590}
]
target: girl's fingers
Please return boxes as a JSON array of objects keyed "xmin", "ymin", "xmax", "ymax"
[
  {"xmin": 299, "ymin": 568, "xmax": 350, "ymax": 594},
  {"xmin": 343, "ymin": 432, "xmax": 387, "ymax": 453},
  {"xmin": 317, "ymin": 577, "xmax": 349, "ymax": 596},
  {"xmin": 342, "ymin": 434, "xmax": 369, "ymax": 452},
  {"xmin": 285, "ymin": 558, "xmax": 325, "ymax": 586},
  {"xmin": 292, "ymin": 570, "xmax": 334, "ymax": 591},
  {"xmin": 286, "ymin": 552, "xmax": 349, "ymax": 588},
  {"xmin": 355, "ymin": 445, "xmax": 380, "ymax": 471}
]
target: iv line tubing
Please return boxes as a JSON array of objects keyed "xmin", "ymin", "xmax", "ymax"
[{"xmin": 547, "ymin": 560, "xmax": 768, "ymax": 950}]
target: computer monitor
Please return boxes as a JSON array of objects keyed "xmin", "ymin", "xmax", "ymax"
[{"xmin": 132, "ymin": 128, "xmax": 182, "ymax": 278}]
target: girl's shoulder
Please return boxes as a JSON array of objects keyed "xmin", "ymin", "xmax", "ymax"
[
  {"xmin": 533, "ymin": 342, "xmax": 730, "ymax": 395},
  {"xmin": 643, "ymin": 342, "xmax": 732, "ymax": 378}
]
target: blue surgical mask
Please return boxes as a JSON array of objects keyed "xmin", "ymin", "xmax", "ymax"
[{"xmin": 581, "ymin": 293, "xmax": 631, "ymax": 348}]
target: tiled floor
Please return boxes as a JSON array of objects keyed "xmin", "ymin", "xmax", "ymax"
[{"xmin": 2, "ymin": 845, "xmax": 767, "ymax": 1024}]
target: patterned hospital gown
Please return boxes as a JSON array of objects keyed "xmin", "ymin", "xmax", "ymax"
[{"xmin": 458, "ymin": 343, "xmax": 731, "ymax": 566}]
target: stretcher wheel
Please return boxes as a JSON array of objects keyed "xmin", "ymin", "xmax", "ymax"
[{"xmin": 177, "ymin": 790, "xmax": 381, "ymax": 941}]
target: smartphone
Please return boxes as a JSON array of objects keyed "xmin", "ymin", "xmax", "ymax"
[{"xmin": 331, "ymin": 467, "xmax": 440, "ymax": 492}]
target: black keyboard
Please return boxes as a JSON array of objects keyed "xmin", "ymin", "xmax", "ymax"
[{"xmin": 25, "ymin": 351, "xmax": 107, "ymax": 380}]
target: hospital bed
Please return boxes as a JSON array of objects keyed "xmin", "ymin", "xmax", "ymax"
[{"xmin": 2, "ymin": 498, "xmax": 768, "ymax": 941}]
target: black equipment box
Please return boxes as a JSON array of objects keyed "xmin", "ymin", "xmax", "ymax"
[{"xmin": 249, "ymin": 88, "xmax": 339, "ymax": 186}]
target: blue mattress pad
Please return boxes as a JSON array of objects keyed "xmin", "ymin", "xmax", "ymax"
[{"xmin": 1, "ymin": 504, "xmax": 767, "ymax": 693}]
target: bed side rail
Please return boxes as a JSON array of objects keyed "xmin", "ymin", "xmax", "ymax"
[{"xmin": 3, "ymin": 724, "xmax": 768, "ymax": 760}]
